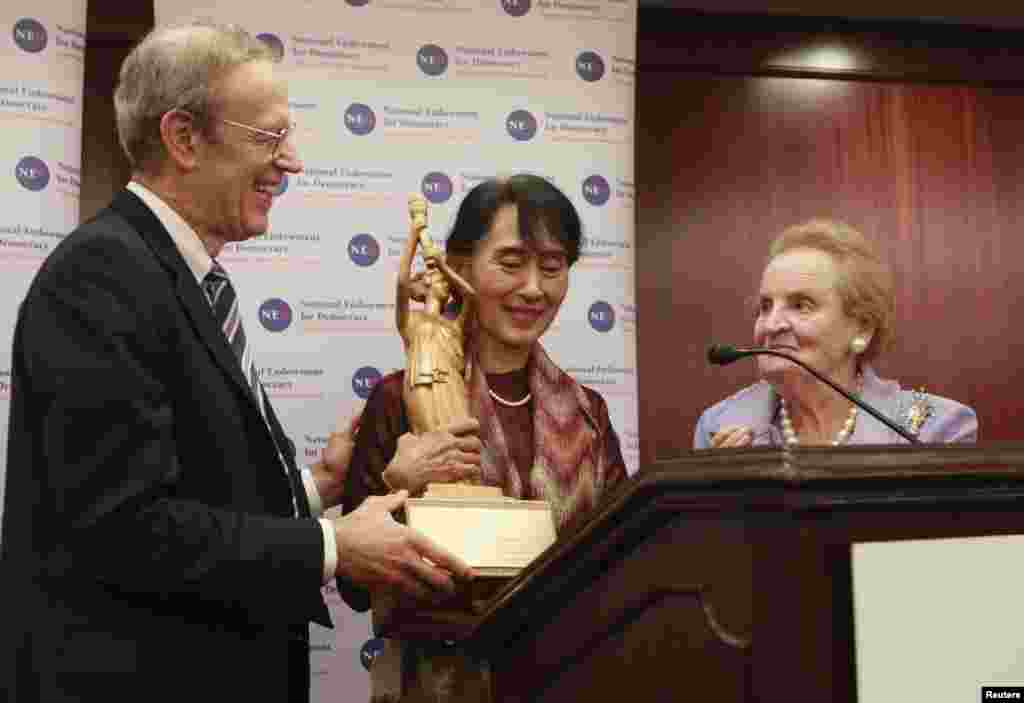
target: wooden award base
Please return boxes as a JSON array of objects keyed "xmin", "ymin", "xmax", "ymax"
[{"xmin": 404, "ymin": 483, "xmax": 557, "ymax": 578}]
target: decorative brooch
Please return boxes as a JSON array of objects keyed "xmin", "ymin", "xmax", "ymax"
[{"xmin": 903, "ymin": 389, "xmax": 935, "ymax": 436}]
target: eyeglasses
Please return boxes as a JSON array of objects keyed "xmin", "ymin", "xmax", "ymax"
[{"xmin": 218, "ymin": 117, "xmax": 297, "ymax": 159}]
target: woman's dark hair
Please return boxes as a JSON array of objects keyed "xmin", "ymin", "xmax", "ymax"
[{"xmin": 445, "ymin": 174, "xmax": 582, "ymax": 265}]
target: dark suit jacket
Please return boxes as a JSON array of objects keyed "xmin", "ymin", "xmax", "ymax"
[{"xmin": 0, "ymin": 189, "xmax": 331, "ymax": 702}]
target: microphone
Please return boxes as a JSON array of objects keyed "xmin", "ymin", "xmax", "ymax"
[
  {"xmin": 707, "ymin": 344, "xmax": 749, "ymax": 366},
  {"xmin": 706, "ymin": 344, "xmax": 920, "ymax": 444}
]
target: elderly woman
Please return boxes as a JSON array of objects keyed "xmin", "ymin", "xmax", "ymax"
[
  {"xmin": 694, "ymin": 219, "xmax": 977, "ymax": 449},
  {"xmin": 343, "ymin": 174, "xmax": 628, "ymax": 702}
]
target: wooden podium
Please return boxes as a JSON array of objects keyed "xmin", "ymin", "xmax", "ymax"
[{"xmin": 378, "ymin": 444, "xmax": 1024, "ymax": 702}]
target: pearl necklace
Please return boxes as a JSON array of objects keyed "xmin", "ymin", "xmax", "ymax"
[
  {"xmin": 489, "ymin": 388, "xmax": 532, "ymax": 407},
  {"xmin": 779, "ymin": 398, "xmax": 857, "ymax": 447}
]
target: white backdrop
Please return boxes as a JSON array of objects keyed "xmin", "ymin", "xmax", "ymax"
[
  {"xmin": 0, "ymin": 2, "xmax": 87, "ymax": 540},
  {"xmin": 170, "ymin": 0, "xmax": 634, "ymax": 697}
]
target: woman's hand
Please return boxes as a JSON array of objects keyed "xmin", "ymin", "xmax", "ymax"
[
  {"xmin": 709, "ymin": 425, "xmax": 753, "ymax": 449},
  {"xmin": 382, "ymin": 418, "xmax": 482, "ymax": 496},
  {"xmin": 311, "ymin": 413, "xmax": 361, "ymax": 509}
]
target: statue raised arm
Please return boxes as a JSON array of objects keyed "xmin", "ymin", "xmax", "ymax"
[{"xmin": 398, "ymin": 194, "xmax": 476, "ymax": 436}]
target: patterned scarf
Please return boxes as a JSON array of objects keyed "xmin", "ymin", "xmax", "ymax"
[
  {"xmin": 370, "ymin": 344, "xmax": 619, "ymax": 702},
  {"xmin": 467, "ymin": 343, "xmax": 612, "ymax": 531}
]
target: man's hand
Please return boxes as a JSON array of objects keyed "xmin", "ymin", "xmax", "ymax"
[
  {"xmin": 311, "ymin": 414, "xmax": 360, "ymax": 510},
  {"xmin": 333, "ymin": 490, "xmax": 475, "ymax": 600},
  {"xmin": 382, "ymin": 418, "xmax": 482, "ymax": 496}
]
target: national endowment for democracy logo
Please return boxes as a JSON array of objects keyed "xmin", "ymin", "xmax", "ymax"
[
  {"xmin": 582, "ymin": 175, "xmax": 610, "ymax": 206},
  {"xmin": 563, "ymin": 360, "xmax": 636, "ymax": 395},
  {"xmin": 2, "ymin": 82, "xmax": 81, "ymax": 125},
  {"xmin": 15, "ymin": 156, "xmax": 49, "ymax": 191},
  {"xmin": 298, "ymin": 296, "xmax": 396, "ymax": 334},
  {"xmin": 288, "ymin": 165, "xmax": 395, "ymax": 205},
  {"xmin": 500, "ymin": 0, "xmax": 531, "ymax": 17},
  {"xmin": 379, "ymin": 104, "xmax": 481, "ymax": 143},
  {"xmin": 532, "ymin": 0, "xmax": 633, "ymax": 22},
  {"xmin": 258, "ymin": 298, "xmax": 293, "ymax": 332},
  {"xmin": 611, "ymin": 56, "xmax": 635, "ymax": 85},
  {"xmin": 422, "ymin": 171, "xmax": 453, "ymax": 204},
  {"xmin": 0, "ymin": 222, "xmax": 66, "ymax": 259},
  {"xmin": 12, "ymin": 18, "xmax": 48, "ymax": 53},
  {"xmin": 584, "ymin": 300, "xmax": 635, "ymax": 333},
  {"xmin": 451, "ymin": 45, "xmax": 552, "ymax": 79},
  {"xmin": 347, "ymin": 233, "xmax": 381, "ymax": 267},
  {"xmin": 12, "ymin": 158, "xmax": 77, "ymax": 197},
  {"xmin": 344, "ymin": 103, "xmax": 377, "ymax": 136},
  {"xmin": 289, "ymin": 34, "xmax": 392, "ymax": 73},
  {"xmin": 257, "ymin": 365, "xmax": 326, "ymax": 400},
  {"xmin": 506, "ymin": 109, "xmax": 538, "ymax": 141},
  {"xmin": 417, "ymin": 44, "xmax": 448, "ymax": 76},
  {"xmin": 575, "ymin": 51, "xmax": 605, "ymax": 82},
  {"xmin": 579, "ymin": 230, "xmax": 632, "ymax": 269},
  {"xmin": 220, "ymin": 224, "xmax": 330, "ymax": 266},
  {"xmin": 12, "ymin": 19, "xmax": 84, "ymax": 56},
  {"xmin": 351, "ymin": 366, "xmax": 383, "ymax": 399},
  {"xmin": 544, "ymin": 110, "xmax": 630, "ymax": 143},
  {"xmin": 581, "ymin": 175, "xmax": 635, "ymax": 216},
  {"xmin": 588, "ymin": 300, "xmax": 615, "ymax": 333}
]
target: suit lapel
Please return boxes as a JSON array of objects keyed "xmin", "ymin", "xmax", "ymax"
[
  {"xmin": 109, "ymin": 189, "xmax": 257, "ymax": 414},
  {"xmin": 110, "ymin": 189, "xmax": 315, "ymax": 518}
]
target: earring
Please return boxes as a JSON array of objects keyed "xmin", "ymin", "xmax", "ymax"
[{"xmin": 850, "ymin": 337, "xmax": 868, "ymax": 354}]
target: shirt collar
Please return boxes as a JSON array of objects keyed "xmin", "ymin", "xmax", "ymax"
[{"xmin": 127, "ymin": 180, "xmax": 213, "ymax": 284}]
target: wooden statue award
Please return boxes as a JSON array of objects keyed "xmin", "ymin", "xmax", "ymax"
[{"xmin": 395, "ymin": 194, "xmax": 556, "ymax": 579}]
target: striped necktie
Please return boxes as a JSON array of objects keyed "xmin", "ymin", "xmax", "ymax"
[
  {"xmin": 202, "ymin": 261, "xmax": 264, "ymax": 413},
  {"xmin": 202, "ymin": 260, "xmax": 299, "ymax": 516}
]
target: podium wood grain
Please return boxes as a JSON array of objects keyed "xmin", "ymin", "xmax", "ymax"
[{"xmin": 383, "ymin": 444, "xmax": 1024, "ymax": 702}]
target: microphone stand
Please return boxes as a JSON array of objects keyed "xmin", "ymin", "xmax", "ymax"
[{"xmin": 709, "ymin": 345, "xmax": 920, "ymax": 444}]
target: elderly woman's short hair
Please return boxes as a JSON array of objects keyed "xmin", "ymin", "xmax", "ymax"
[
  {"xmin": 768, "ymin": 219, "xmax": 895, "ymax": 363},
  {"xmin": 114, "ymin": 22, "xmax": 273, "ymax": 173}
]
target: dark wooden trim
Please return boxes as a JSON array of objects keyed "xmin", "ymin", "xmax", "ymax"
[
  {"xmin": 382, "ymin": 445, "xmax": 1024, "ymax": 642},
  {"xmin": 638, "ymin": 8, "xmax": 1024, "ymax": 84}
]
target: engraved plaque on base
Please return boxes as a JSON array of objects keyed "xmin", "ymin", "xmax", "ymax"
[{"xmin": 405, "ymin": 484, "xmax": 557, "ymax": 578}]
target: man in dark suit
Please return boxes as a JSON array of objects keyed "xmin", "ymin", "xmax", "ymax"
[{"xmin": 0, "ymin": 21, "xmax": 478, "ymax": 702}]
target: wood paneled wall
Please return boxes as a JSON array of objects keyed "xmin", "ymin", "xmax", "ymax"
[
  {"xmin": 637, "ymin": 11, "xmax": 1024, "ymax": 463},
  {"xmin": 81, "ymin": 1, "xmax": 151, "ymax": 222}
]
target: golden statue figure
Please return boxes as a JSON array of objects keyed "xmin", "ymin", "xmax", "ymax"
[{"xmin": 398, "ymin": 194, "xmax": 477, "ymax": 437}]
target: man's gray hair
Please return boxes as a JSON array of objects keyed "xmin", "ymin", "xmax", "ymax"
[{"xmin": 114, "ymin": 21, "xmax": 273, "ymax": 173}]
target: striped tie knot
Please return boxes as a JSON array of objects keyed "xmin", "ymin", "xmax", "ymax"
[
  {"xmin": 203, "ymin": 261, "xmax": 246, "ymax": 369},
  {"xmin": 202, "ymin": 261, "xmax": 231, "ymax": 307}
]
